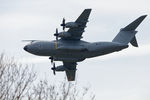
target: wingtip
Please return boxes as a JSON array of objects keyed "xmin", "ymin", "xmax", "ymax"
[
  {"xmin": 85, "ymin": 8, "xmax": 92, "ymax": 11},
  {"xmin": 141, "ymin": 15, "xmax": 147, "ymax": 18},
  {"xmin": 138, "ymin": 15, "xmax": 147, "ymax": 21}
]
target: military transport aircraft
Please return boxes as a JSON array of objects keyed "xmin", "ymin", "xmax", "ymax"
[{"xmin": 23, "ymin": 9, "xmax": 147, "ymax": 81}]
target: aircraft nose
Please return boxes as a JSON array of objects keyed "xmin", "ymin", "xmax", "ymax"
[{"xmin": 24, "ymin": 45, "xmax": 28, "ymax": 51}]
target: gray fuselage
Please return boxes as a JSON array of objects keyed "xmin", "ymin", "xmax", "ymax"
[{"xmin": 24, "ymin": 39, "xmax": 128, "ymax": 62}]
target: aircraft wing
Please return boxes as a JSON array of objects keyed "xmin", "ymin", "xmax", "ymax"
[
  {"xmin": 67, "ymin": 9, "xmax": 92, "ymax": 40},
  {"xmin": 63, "ymin": 62, "xmax": 77, "ymax": 81}
]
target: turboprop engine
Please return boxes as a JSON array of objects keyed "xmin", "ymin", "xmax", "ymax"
[
  {"xmin": 55, "ymin": 65, "xmax": 65, "ymax": 71},
  {"xmin": 65, "ymin": 22, "xmax": 79, "ymax": 28},
  {"xmin": 51, "ymin": 64, "xmax": 66, "ymax": 75},
  {"xmin": 60, "ymin": 18, "xmax": 80, "ymax": 30},
  {"xmin": 57, "ymin": 32, "xmax": 71, "ymax": 38}
]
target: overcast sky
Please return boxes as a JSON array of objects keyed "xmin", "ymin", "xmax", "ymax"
[{"xmin": 0, "ymin": 0, "xmax": 150, "ymax": 100}]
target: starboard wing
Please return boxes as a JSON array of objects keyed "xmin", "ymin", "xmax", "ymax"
[{"xmin": 66, "ymin": 9, "xmax": 92, "ymax": 40}]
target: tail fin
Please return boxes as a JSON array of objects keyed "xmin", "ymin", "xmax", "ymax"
[{"xmin": 112, "ymin": 15, "xmax": 147, "ymax": 47}]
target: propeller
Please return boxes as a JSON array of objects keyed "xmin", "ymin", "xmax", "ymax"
[
  {"xmin": 54, "ymin": 28, "xmax": 59, "ymax": 41},
  {"xmin": 51, "ymin": 63, "xmax": 56, "ymax": 75},
  {"xmin": 60, "ymin": 18, "xmax": 66, "ymax": 31},
  {"xmin": 49, "ymin": 56, "xmax": 54, "ymax": 64}
]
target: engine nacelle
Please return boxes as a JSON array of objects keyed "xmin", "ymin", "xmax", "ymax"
[
  {"xmin": 55, "ymin": 65, "xmax": 65, "ymax": 71},
  {"xmin": 58, "ymin": 32, "xmax": 71, "ymax": 38},
  {"xmin": 65, "ymin": 22, "xmax": 79, "ymax": 28}
]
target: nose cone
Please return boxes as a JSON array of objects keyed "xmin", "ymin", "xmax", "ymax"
[{"xmin": 24, "ymin": 45, "xmax": 28, "ymax": 51}]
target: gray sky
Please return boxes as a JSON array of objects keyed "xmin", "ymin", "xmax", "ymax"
[{"xmin": 0, "ymin": 0, "xmax": 150, "ymax": 100}]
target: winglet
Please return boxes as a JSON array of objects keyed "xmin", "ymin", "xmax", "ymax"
[{"xmin": 122, "ymin": 15, "xmax": 147, "ymax": 31}]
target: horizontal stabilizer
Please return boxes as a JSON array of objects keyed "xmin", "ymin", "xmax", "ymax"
[
  {"xmin": 130, "ymin": 36, "xmax": 138, "ymax": 47},
  {"xmin": 122, "ymin": 15, "xmax": 147, "ymax": 31}
]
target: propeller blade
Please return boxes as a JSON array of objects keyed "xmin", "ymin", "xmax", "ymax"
[
  {"xmin": 54, "ymin": 28, "xmax": 59, "ymax": 41},
  {"xmin": 63, "ymin": 18, "xmax": 65, "ymax": 25},
  {"xmin": 53, "ymin": 70, "xmax": 56, "ymax": 75},
  {"xmin": 56, "ymin": 36, "xmax": 58, "ymax": 41},
  {"xmin": 53, "ymin": 63, "xmax": 56, "ymax": 68},
  {"xmin": 63, "ymin": 26, "xmax": 65, "ymax": 31},
  {"xmin": 51, "ymin": 63, "xmax": 56, "ymax": 75},
  {"xmin": 49, "ymin": 56, "xmax": 53, "ymax": 64},
  {"xmin": 56, "ymin": 28, "xmax": 58, "ymax": 34},
  {"xmin": 63, "ymin": 18, "xmax": 65, "ymax": 30},
  {"xmin": 56, "ymin": 28, "xmax": 58, "ymax": 41},
  {"xmin": 53, "ymin": 63, "xmax": 56, "ymax": 75},
  {"xmin": 61, "ymin": 18, "xmax": 66, "ymax": 31}
]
